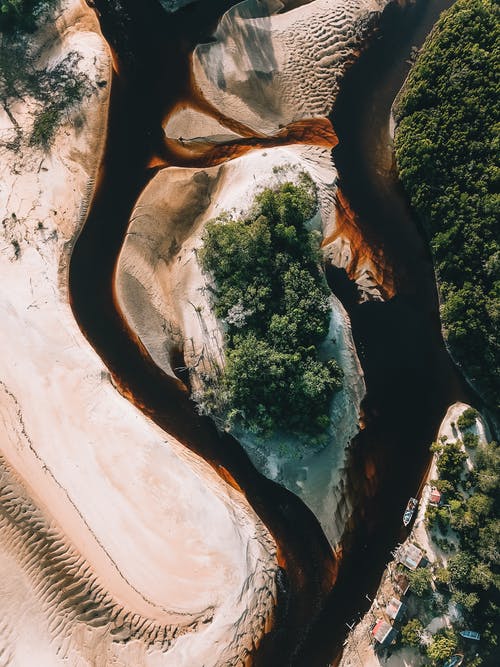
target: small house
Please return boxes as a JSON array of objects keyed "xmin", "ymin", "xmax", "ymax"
[
  {"xmin": 394, "ymin": 572, "xmax": 410, "ymax": 596},
  {"xmin": 397, "ymin": 543, "xmax": 424, "ymax": 571},
  {"xmin": 429, "ymin": 486, "xmax": 442, "ymax": 505},
  {"xmin": 371, "ymin": 618, "xmax": 393, "ymax": 645},
  {"xmin": 385, "ymin": 596, "xmax": 404, "ymax": 621}
]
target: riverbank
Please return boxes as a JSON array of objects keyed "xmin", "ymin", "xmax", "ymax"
[
  {"xmin": 0, "ymin": 2, "xmax": 278, "ymax": 665},
  {"xmin": 116, "ymin": 143, "xmax": 366, "ymax": 547},
  {"xmin": 393, "ymin": 0, "xmax": 500, "ymax": 418},
  {"xmin": 339, "ymin": 402, "xmax": 494, "ymax": 667}
]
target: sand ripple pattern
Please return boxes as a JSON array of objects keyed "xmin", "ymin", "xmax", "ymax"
[
  {"xmin": 193, "ymin": 0, "xmax": 387, "ymax": 133},
  {"xmin": 0, "ymin": 455, "xmax": 207, "ymax": 658}
]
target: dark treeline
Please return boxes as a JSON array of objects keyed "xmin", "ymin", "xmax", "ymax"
[{"xmin": 394, "ymin": 0, "xmax": 499, "ymax": 415}]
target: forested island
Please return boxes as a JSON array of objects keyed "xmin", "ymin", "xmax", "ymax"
[
  {"xmin": 394, "ymin": 0, "xmax": 499, "ymax": 414},
  {"xmin": 199, "ymin": 177, "xmax": 344, "ymax": 440}
]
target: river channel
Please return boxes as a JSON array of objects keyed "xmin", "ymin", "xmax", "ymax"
[{"xmin": 70, "ymin": 1, "xmax": 471, "ymax": 664}]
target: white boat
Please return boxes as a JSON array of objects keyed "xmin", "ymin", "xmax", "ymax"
[
  {"xmin": 460, "ymin": 630, "xmax": 480, "ymax": 641},
  {"xmin": 403, "ymin": 497, "xmax": 418, "ymax": 526}
]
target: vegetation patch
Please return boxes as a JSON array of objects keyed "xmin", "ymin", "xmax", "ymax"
[
  {"xmin": 1, "ymin": 0, "xmax": 93, "ymax": 150},
  {"xmin": 424, "ymin": 428, "xmax": 499, "ymax": 663},
  {"xmin": 198, "ymin": 176, "xmax": 343, "ymax": 440},
  {"xmin": 394, "ymin": 0, "xmax": 500, "ymax": 412}
]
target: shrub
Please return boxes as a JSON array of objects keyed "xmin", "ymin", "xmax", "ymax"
[
  {"xmin": 401, "ymin": 618, "xmax": 423, "ymax": 647},
  {"xmin": 463, "ymin": 432, "xmax": 479, "ymax": 448},
  {"xmin": 408, "ymin": 567, "xmax": 433, "ymax": 597},
  {"xmin": 426, "ymin": 630, "xmax": 458, "ymax": 664},
  {"xmin": 457, "ymin": 408, "xmax": 479, "ymax": 431},
  {"xmin": 434, "ymin": 567, "xmax": 450, "ymax": 587},
  {"xmin": 437, "ymin": 441, "xmax": 467, "ymax": 483},
  {"xmin": 448, "ymin": 551, "xmax": 474, "ymax": 586},
  {"xmin": 1, "ymin": 5, "xmax": 92, "ymax": 151},
  {"xmin": 452, "ymin": 589, "xmax": 480, "ymax": 613}
]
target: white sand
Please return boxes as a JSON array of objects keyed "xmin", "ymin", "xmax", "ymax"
[
  {"xmin": 0, "ymin": 1, "xmax": 278, "ymax": 665},
  {"xmin": 191, "ymin": 0, "xmax": 388, "ymax": 134},
  {"xmin": 116, "ymin": 142, "xmax": 365, "ymax": 547}
]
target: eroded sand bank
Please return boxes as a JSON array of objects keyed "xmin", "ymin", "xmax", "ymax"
[
  {"xmin": 117, "ymin": 0, "xmax": 402, "ymax": 549},
  {"xmin": 0, "ymin": 2, "xmax": 278, "ymax": 665}
]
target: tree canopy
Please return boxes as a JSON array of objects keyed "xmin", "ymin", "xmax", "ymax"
[
  {"xmin": 0, "ymin": 0, "xmax": 92, "ymax": 150},
  {"xmin": 198, "ymin": 177, "xmax": 343, "ymax": 440},
  {"xmin": 394, "ymin": 0, "xmax": 500, "ymax": 413}
]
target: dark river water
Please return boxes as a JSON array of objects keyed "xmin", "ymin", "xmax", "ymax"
[{"xmin": 69, "ymin": 0, "xmax": 473, "ymax": 665}]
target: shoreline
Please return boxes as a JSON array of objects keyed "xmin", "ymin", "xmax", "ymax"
[{"xmin": 0, "ymin": 1, "xmax": 279, "ymax": 665}]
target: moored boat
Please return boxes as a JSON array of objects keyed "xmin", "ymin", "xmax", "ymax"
[
  {"xmin": 460, "ymin": 630, "xmax": 481, "ymax": 641},
  {"xmin": 402, "ymin": 497, "xmax": 418, "ymax": 526}
]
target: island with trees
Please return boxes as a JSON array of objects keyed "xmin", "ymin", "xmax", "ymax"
[{"xmin": 198, "ymin": 176, "xmax": 344, "ymax": 441}]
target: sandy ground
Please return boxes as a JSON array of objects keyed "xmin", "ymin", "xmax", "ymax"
[
  {"xmin": 190, "ymin": 0, "xmax": 388, "ymax": 134},
  {"xmin": 116, "ymin": 143, "xmax": 365, "ymax": 547},
  {"xmin": 115, "ymin": 0, "xmax": 405, "ymax": 551},
  {"xmin": 338, "ymin": 402, "xmax": 489, "ymax": 667},
  {"xmin": 0, "ymin": 2, "xmax": 278, "ymax": 665},
  {"xmin": 163, "ymin": 0, "xmax": 394, "ymax": 301}
]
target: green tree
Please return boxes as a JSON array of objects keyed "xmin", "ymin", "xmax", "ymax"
[
  {"xmin": 457, "ymin": 408, "xmax": 479, "ymax": 431},
  {"xmin": 394, "ymin": 0, "xmax": 500, "ymax": 412},
  {"xmin": 426, "ymin": 630, "xmax": 458, "ymax": 664},
  {"xmin": 199, "ymin": 179, "xmax": 343, "ymax": 439},
  {"xmin": 448, "ymin": 551, "xmax": 474, "ymax": 586},
  {"xmin": 437, "ymin": 441, "xmax": 467, "ymax": 483},
  {"xmin": 434, "ymin": 567, "xmax": 451, "ymax": 587},
  {"xmin": 401, "ymin": 618, "xmax": 423, "ymax": 647},
  {"xmin": 408, "ymin": 567, "xmax": 433, "ymax": 597},
  {"xmin": 452, "ymin": 589, "xmax": 480, "ymax": 612}
]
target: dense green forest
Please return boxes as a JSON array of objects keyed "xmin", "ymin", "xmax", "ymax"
[
  {"xmin": 199, "ymin": 177, "xmax": 343, "ymax": 440},
  {"xmin": 394, "ymin": 0, "xmax": 499, "ymax": 413}
]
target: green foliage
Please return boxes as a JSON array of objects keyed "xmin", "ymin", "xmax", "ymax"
[
  {"xmin": 394, "ymin": 0, "xmax": 500, "ymax": 411},
  {"xmin": 425, "ymin": 435, "xmax": 499, "ymax": 662},
  {"xmin": 463, "ymin": 432, "xmax": 480, "ymax": 448},
  {"xmin": 0, "ymin": 1, "xmax": 91, "ymax": 150},
  {"xmin": 437, "ymin": 441, "xmax": 467, "ymax": 484},
  {"xmin": 426, "ymin": 629, "xmax": 458, "ymax": 664},
  {"xmin": 0, "ymin": 0, "xmax": 57, "ymax": 34},
  {"xmin": 452, "ymin": 589, "xmax": 480, "ymax": 612},
  {"xmin": 434, "ymin": 566, "xmax": 450, "ymax": 587},
  {"xmin": 448, "ymin": 551, "xmax": 474, "ymax": 586},
  {"xmin": 199, "ymin": 178, "xmax": 343, "ymax": 439},
  {"xmin": 457, "ymin": 408, "xmax": 479, "ymax": 431},
  {"xmin": 401, "ymin": 618, "xmax": 423, "ymax": 647},
  {"xmin": 408, "ymin": 567, "xmax": 433, "ymax": 597},
  {"xmin": 473, "ymin": 440, "xmax": 500, "ymax": 494}
]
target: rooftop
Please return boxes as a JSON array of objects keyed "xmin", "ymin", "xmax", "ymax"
[
  {"xmin": 397, "ymin": 543, "xmax": 424, "ymax": 571},
  {"xmin": 385, "ymin": 596, "xmax": 404, "ymax": 620},
  {"xmin": 372, "ymin": 618, "xmax": 393, "ymax": 644}
]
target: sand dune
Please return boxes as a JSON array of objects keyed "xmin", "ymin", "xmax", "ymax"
[
  {"xmin": 190, "ymin": 0, "xmax": 387, "ymax": 134},
  {"xmin": 116, "ymin": 143, "xmax": 365, "ymax": 547},
  {"xmin": 0, "ymin": 1, "xmax": 277, "ymax": 665}
]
